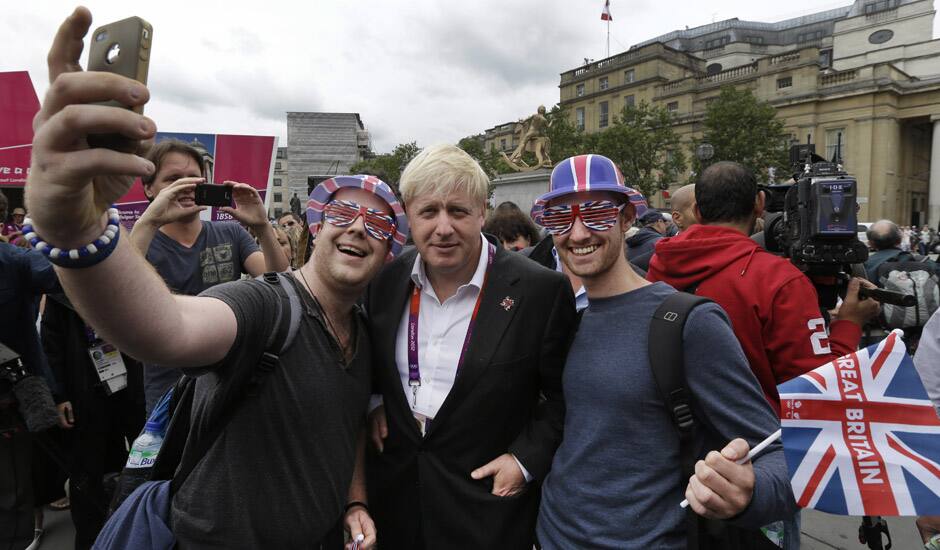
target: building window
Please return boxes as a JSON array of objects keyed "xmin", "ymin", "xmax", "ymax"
[
  {"xmin": 624, "ymin": 69, "xmax": 635, "ymax": 83},
  {"xmin": 625, "ymin": 94, "xmax": 635, "ymax": 107},
  {"xmin": 276, "ymin": 149, "xmax": 285, "ymax": 159},
  {"xmin": 744, "ymin": 35, "xmax": 765, "ymax": 44},
  {"xmin": 864, "ymin": 0, "xmax": 899, "ymax": 14},
  {"xmin": 796, "ymin": 30, "xmax": 824, "ymax": 43},
  {"xmin": 273, "ymin": 192, "xmax": 283, "ymax": 203},
  {"xmin": 500, "ymin": 138, "xmax": 507, "ymax": 150},
  {"xmin": 576, "ymin": 107, "xmax": 586, "ymax": 131},
  {"xmin": 777, "ymin": 76, "xmax": 793, "ymax": 89},
  {"xmin": 666, "ymin": 101, "xmax": 679, "ymax": 112},
  {"xmin": 599, "ymin": 76, "xmax": 609, "ymax": 90},
  {"xmin": 599, "ymin": 101, "xmax": 609, "ymax": 128},
  {"xmin": 576, "ymin": 84, "xmax": 585, "ymax": 97},
  {"xmin": 704, "ymin": 36, "xmax": 730, "ymax": 49},
  {"xmin": 275, "ymin": 162, "xmax": 282, "ymax": 170},
  {"xmin": 274, "ymin": 178, "xmax": 282, "ymax": 186},
  {"xmin": 274, "ymin": 208, "xmax": 283, "ymax": 218},
  {"xmin": 706, "ymin": 63, "xmax": 723, "ymax": 76},
  {"xmin": 868, "ymin": 29, "xmax": 894, "ymax": 44},
  {"xmin": 819, "ymin": 49, "xmax": 833, "ymax": 68},
  {"xmin": 825, "ymin": 128, "xmax": 847, "ymax": 163}
]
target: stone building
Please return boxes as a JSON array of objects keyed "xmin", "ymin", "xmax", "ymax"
[
  {"xmin": 559, "ymin": 0, "xmax": 940, "ymax": 225},
  {"xmin": 286, "ymin": 112, "xmax": 371, "ymax": 205},
  {"xmin": 268, "ymin": 146, "xmax": 290, "ymax": 219},
  {"xmin": 483, "ymin": 121, "xmax": 522, "ymax": 155}
]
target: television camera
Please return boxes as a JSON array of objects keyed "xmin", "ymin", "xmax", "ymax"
[{"xmin": 761, "ymin": 135, "xmax": 913, "ymax": 311}]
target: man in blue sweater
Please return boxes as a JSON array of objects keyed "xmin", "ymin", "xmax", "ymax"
[{"xmin": 531, "ymin": 154, "xmax": 797, "ymax": 549}]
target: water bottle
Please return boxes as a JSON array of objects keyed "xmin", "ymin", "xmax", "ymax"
[
  {"xmin": 108, "ymin": 389, "xmax": 172, "ymax": 514},
  {"xmin": 126, "ymin": 420, "xmax": 164, "ymax": 468}
]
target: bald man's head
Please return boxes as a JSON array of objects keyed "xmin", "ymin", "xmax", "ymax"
[
  {"xmin": 867, "ymin": 219, "xmax": 902, "ymax": 251},
  {"xmin": 671, "ymin": 184, "xmax": 698, "ymax": 232}
]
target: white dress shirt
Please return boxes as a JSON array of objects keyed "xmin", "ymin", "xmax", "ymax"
[{"xmin": 394, "ymin": 233, "xmax": 490, "ymax": 419}]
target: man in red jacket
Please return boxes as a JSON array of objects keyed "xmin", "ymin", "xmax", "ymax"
[{"xmin": 648, "ymin": 161, "xmax": 880, "ymax": 414}]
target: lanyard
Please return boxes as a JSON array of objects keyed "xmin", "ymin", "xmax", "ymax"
[{"xmin": 407, "ymin": 242, "xmax": 496, "ymax": 408}]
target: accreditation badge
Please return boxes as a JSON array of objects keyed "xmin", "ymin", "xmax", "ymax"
[{"xmin": 87, "ymin": 342, "xmax": 127, "ymax": 395}]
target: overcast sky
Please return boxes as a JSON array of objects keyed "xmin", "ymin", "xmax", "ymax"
[{"xmin": 4, "ymin": 1, "xmax": 935, "ymax": 152}]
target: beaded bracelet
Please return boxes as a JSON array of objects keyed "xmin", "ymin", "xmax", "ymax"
[{"xmin": 22, "ymin": 206, "xmax": 122, "ymax": 269}]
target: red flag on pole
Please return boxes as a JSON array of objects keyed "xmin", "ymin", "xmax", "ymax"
[{"xmin": 601, "ymin": 0, "xmax": 613, "ymax": 21}]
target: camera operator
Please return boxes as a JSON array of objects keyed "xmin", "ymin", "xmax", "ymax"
[
  {"xmin": 0, "ymin": 190, "xmax": 61, "ymax": 549},
  {"xmin": 649, "ymin": 161, "xmax": 880, "ymax": 412}
]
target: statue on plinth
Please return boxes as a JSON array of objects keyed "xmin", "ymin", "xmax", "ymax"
[{"xmin": 501, "ymin": 105, "xmax": 553, "ymax": 172}]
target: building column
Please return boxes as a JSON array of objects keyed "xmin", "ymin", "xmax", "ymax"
[{"xmin": 930, "ymin": 116, "xmax": 940, "ymax": 229}]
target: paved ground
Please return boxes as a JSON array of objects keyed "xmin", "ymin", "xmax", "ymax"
[{"xmin": 32, "ymin": 507, "xmax": 925, "ymax": 549}]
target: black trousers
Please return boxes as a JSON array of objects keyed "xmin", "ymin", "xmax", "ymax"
[
  {"xmin": 68, "ymin": 393, "xmax": 145, "ymax": 550},
  {"xmin": 0, "ymin": 431, "xmax": 34, "ymax": 550}
]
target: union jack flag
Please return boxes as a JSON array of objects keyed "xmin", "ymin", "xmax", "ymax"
[{"xmin": 778, "ymin": 330, "xmax": 940, "ymax": 516}]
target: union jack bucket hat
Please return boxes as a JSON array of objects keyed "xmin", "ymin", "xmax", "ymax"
[
  {"xmin": 530, "ymin": 154, "xmax": 648, "ymax": 224},
  {"xmin": 307, "ymin": 174, "xmax": 409, "ymax": 259}
]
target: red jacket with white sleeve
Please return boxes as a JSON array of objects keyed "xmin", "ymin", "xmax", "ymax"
[{"xmin": 647, "ymin": 224, "xmax": 861, "ymax": 414}]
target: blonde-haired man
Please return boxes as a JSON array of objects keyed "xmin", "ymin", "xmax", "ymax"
[{"xmin": 348, "ymin": 144, "xmax": 577, "ymax": 549}]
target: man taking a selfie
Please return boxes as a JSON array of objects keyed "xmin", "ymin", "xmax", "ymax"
[{"xmin": 25, "ymin": 8, "xmax": 400, "ymax": 547}]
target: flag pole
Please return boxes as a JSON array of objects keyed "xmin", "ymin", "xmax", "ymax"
[
  {"xmin": 607, "ymin": 20, "xmax": 610, "ymax": 58},
  {"xmin": 678, "ymin": 429, "xmax": 782, "ymax": 508}
]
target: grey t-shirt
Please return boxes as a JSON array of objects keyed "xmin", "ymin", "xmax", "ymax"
[
  {"xmin": 171, "ymin": 276, "xmax": 371, "ymax": 548},
  {"xmin": 537, "ymin": 282, "xmax": 796, "ymax": 549},
  {"xmin": 143, "ymin": 221, "xmax": 260, "ymax": 412}
]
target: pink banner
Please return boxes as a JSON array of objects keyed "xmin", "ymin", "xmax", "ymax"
[
  {"xmin": 0, "ymin": 71, "xmax": 40, "ymax": 187},
  {"xmin": 115, "ymin": 132, "xmax": 277, "ymax": 228}
]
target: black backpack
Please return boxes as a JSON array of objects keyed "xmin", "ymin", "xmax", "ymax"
[
  {"xmin": 109, "ymin": 272, "xmax": 302, "ymax": 513},
  {"xmin": 649, "ymin": 292, "xmax": 781, "ymax": 550}
]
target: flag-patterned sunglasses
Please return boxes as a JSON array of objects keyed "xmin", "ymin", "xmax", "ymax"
[
  {"xmin": 540, "ymin": 200, "xmax": 625, "ymax": 236},
  {"xmin": 323, "ymin": 200, "xmax": 397, "ymax": 241}
]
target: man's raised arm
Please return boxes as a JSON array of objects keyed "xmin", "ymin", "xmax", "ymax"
[{"xmin": 24, "ymin": 7, "xmax": 236, "ymax": 368}]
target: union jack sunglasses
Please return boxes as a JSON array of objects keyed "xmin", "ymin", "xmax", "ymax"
[
  {"xmin": 539, "ymin": 200, "xmax": 625, "ymax": 236},
  {"xmin": 323, "ymin": 199, "xmax": 397, "ymax": 241}
]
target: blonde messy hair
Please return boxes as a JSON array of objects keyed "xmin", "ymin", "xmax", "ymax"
[{"xmin": 399, "ymin": 144, "xmax": 489, "ymax": 207}]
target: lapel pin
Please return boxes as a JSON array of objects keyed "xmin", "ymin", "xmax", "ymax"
[{"xmin": 500, "ymin": 296, "xmax": 515, "ymax": 311}]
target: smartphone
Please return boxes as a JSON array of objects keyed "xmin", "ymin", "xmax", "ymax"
[
  {"xmin": 87, "ymin": 17, "xmax": 153, "ymax": 113},
  {"xmin": 86, "ymin": 17, "xmax": 152, "ymax": 151},
  {"xmin": 195, "ymin": 184, "xmax": 233, "ymax": 207}
]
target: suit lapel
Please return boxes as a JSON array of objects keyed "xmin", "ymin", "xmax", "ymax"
[
  {"xmin": 426, "ymin": 248, "xmax": 522, "ymax": 437},
  {"xmin": 372, "ymin": 249, "xmax": 421, "ymax": 440}
]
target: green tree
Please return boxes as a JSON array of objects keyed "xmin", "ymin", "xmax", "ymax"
[
  {"xmin": 594, "ymin": 101, "xmax": 687, "ymax": 199},
  {"xmin": 695, "ymin": 86, "xmax": 788, "ymax": 180},
  {"xmin": 545, "ymin": 104, "xmax": 590, "ymax": 162},
  {"xmin": 457, "ymin": 135, "xmax": 513, "ymax": 178},
  {"xmin": 349, "ymin": 141, "xmax": 421, "ymax": 191}
]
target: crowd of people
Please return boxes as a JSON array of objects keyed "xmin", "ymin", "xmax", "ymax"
[{"xmin": 3, "ymin": 7, "xmax": 940, "ymax": 550}]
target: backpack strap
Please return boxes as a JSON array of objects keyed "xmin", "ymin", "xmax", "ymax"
[
  {"xmin": 169, "ymin": 272, "xmax": 301, "ymax": 495},
  {"xmin": 648, "ymin": 291, "xmax": 712, "ymax": 550}
]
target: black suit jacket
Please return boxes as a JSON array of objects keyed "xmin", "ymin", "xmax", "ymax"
[{"xmin": 364, "ymin": 239, "xmax": 577, "ymax": 550}]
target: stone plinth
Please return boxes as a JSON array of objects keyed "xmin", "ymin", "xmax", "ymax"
[{"xmin": 490, "ymin": 169, "xmax": 552, "ymax": 214}]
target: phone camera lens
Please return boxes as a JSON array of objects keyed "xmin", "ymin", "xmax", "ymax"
[
  {"xmin": 106, "ymin": 44, "xmax": 121, "ymax": 64},
  {"xmin": 95, "ymin": 31, "xmax": 108, "ymax": 42}
]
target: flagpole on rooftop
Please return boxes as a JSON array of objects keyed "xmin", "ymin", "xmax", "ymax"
[{"xmin": 601, "ymin": 0, "xmax": 613, "ymax": 58}]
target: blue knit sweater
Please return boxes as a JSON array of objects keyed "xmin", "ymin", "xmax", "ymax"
[{"xmin": 537, "ymin": 282, "xmax": 796, "ymax": 549}]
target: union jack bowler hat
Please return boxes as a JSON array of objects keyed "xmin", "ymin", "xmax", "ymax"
[
  {"xmin": 530, "ymin": 154, "xmax": 648, "ymax": 224},
  {"xmin": 307, "ymin": 175, "xmax": 409, "ymax": 259}
]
